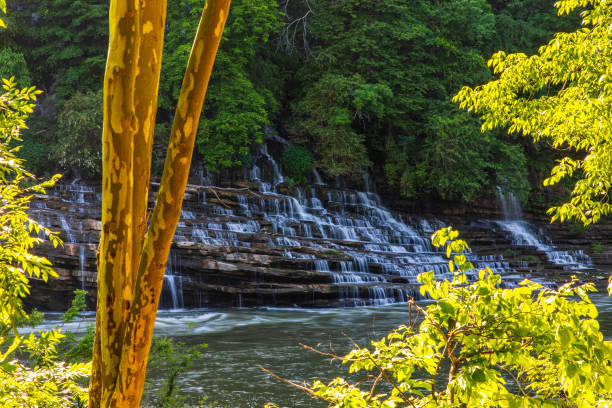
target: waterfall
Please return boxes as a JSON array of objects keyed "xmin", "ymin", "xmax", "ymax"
[
  {"xmin": 31, "ymin": 139, "xmax": 601, "ymax": 311},
  {"xmin": 78, "ymin": 221, "xmax": 85, "ymax": 290},
  {"xmin": 497, "ymin": 188, "xmax": 523, "ymax": 220},
  {"xmin": 162, "ymin": 251, "xmax": 184, "ymax": 310},
  {"xmin": 495, "ymin": 189, "xmax": 593, "ymax": 270},
  {"xmin": 312, "ymin": 168, "xmax": 325, "ymax": 185},
  {"xmin": 47, "ymin": 185, "xmax": 99, "ymax": 297},
  {"xmin": 59, "ymin": 215, "xmax": 75, "ymax": 243},
  {"xmin": 161, "ymin": 145, "xmax": 517, "ymax": 306}
]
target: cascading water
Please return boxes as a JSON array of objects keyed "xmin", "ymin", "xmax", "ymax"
[
  {"xmin": 58, "ymin": 215, "xmax": 87, "ymax": 289},
  {"xmin": 495, "ymin": 189, "xmax": 593, "ymax": 270},
  {"xmin": 161, "ymin": 252, "xmax": 184, "ymax": 310},
  {"xmin": 29, "ymin": 181, "xmax": 101, "ymax": 305},
  {"xmin": 59, "ymin": 215, "xmax": 75, "ymax": 243},
  {"xmin": 33, "ymin": 141, "xmax": 599, "ymax": 310},
  {"xmin": 168, "ymin": 142, "xmax": 517, "ymax": 306}
]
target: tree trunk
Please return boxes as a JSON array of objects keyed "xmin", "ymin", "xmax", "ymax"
[{"xmin": 89, "ymin": 1, "xmax": 231, "ymax": 406}]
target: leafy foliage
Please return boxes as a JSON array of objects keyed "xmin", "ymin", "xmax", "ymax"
[
  {"xmin": 284, "ymin": 0, "xmax": 550, "ymax": 199},
  {"xmin": 0, "ymin": 0, "xmax": 584, "ymax": 204},
  {"xmin": 0, "ymin": 78, "xmax": 61, "ymax": 330},
  {"xmin": 289, "ymin": 74, "xmax": 374, "ymax": 178},
  {"xmin": 274, "ymin": 227, "xmax": 612, "ymax": 407},
  {"xmin": 0, "ymin": 77, "xmax": 89, "ymax": 407},
  {"xmin": 0, "ymin": 48, "xmax": 31, "ymax": 88},
  {"xmin": 281, "ymin": 145, "xmax": 315, "ymax": 185},
  {"xmin": 6, "ymin": 0, "xmax": 107, "ymax": 99},
  {"xmin": 51, "ymin": 89, "xmax": 103, "ymax": 178},
  {"xmin": 143, "ymin": 337, "xmax": 208, "ymax": 408},
  {"xmin": 487, "ymin": 0, "xmax": 580, "ymax": 55},
  {"xmin": 455, "ymin": 0, "xmax": 612, "ymax": 224},
  {"xmin": 0, "ymin": 0, "xmax": 4, "ymax": 28},
  {"xmin": 62, "ymin": 289, "xmax": 87, "ymax": 323},
  {"xmin": 160, "ymin": 0, "xmax": 282, "ymax": 172},
  {"xmin": 415, "ymin": 108, "xmax": 528, "ymax": 201},
  {"xmin": 60, "ymin": 325, "xmax": 95, "ymax": 364}
]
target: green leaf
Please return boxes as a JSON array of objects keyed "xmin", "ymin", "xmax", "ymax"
[
  {"xmin": 438, "ymin": 299, "xmax": 456, "ymax": 315},
  {"xmin": 566, "ymin": 362, "xmax": 578, "ymax": 378},
  {"xmin": 472, "ymin": 368, "xmax": 486, "ymax": 383},
  {"xmin": 558, "ymin": 327, "xmax": 572, "ymax": 348},
  {"xmin": 0, "ymin": 361, "xmax": 17, "ymax": 374}
]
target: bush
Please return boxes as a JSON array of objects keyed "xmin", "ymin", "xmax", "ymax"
[
  {"xmin": 0, "ymin": 77, "xmax": 89, "ymax": 408},
  {"xmin": 17, "ymin": 137, "xmax": 50, "ymax": 176},
  {"xmin": 51, "ymin": 89, "xmax": 103, "ymax": 178},
  {"xmin": 142, "ymin": 337, "xmax": 208, "ymax": 408},
  {"xmin": 0, "ymin": 49, "xmax": 31, "ymax": 88},
  {"xmin": 280, "ymin": 145, "xmax": 315, "ymax": 186},
  {"xmin": 268, "ymin": 227, "xmax": 612, "ymax": 407}
]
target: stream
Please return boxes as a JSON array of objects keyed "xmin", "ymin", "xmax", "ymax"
[{"xmin": 36, "ymin": 292, "xmax": 612, "ymax": 408}]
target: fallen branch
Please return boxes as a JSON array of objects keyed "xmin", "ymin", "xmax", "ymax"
[{"xmin": 258, "ymin": 366, "xmax": 321, "ymax": 399}]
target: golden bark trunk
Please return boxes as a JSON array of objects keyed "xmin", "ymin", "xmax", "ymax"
[
  {"xmin": 91, "ymin": 0, "xmax": 141, "ymax": 404},
  {"xmin": 90, "ymin": 1, "xmax": 230, "ymax": 406}
]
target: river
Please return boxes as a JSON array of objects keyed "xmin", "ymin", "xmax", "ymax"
[{"xmin": 37, "ymin": 291, "xmax": 612, "ymax": 408}]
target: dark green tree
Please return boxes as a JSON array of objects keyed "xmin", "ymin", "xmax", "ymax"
[
  {"xmin": 5, "ymin": 0, "xmax": 107, "ymax": 99},
  {"xmin": 0, "ymin": 48, "xmax": 31, "ymax": 88},
  {"xmin": 51, "ymin": 89, "xmax": 103, "ymax": 178},
  {"xmin": 159, "ymin": 0, "xmax": 282, "ymax": 171},
  {"xmin": 287, "ymin": 0, "xmax": 497, "ymax": 195}
]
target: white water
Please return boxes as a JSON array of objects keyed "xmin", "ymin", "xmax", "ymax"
[
  {"xmin": 162, "ymin": 144, "xmax": 519, "ymax": 306},
  {"xmin": 32, "ymin": 145, "xmax": 599, "ymax": 310},
  {"xmin": 162, "ymin": 252, "xmax": 184, "ymax": 310},
  {"xmin": 495, "ymin": 189, "xmax": 592, "ymax": 270}
]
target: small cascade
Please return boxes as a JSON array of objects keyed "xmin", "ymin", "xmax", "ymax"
[
  {"xmin": 78, "ymin": 221, "xmax": 85, "ymax": 290},
  {"xmin": 79, "ymin": 246, "xmax": 86, "ymax": 290},
  {"xmin": 362, "ymin": 173, "xmax": 376, "ymax": 194},
  {"xmin": 59, "ymin": 215, "xmax": 75, "ymax": 243},
  {"xmin": 495, "ymin": 189, "xmax": 593, "ymax": 270},
  {"xmin": 251, "ymin": 143, "xmax": 284, "ymax": 192},
  {"xmin": 57, "ymin": 215, "xmax": 88, "ymax": 289},
  {"xmin": 497, "ymin": 187, "xmax": 523, "ymax": 220},
  {"xmin": 161, "ymin": 252, "xmax": 184, "ymax": 309},
  {"xmin": 26, "ymin": 181, "xmax": 102, "ymax": 309},
  {"xmin": 312, "ymin": 168, "xmax": 325, "ymax": 185}
]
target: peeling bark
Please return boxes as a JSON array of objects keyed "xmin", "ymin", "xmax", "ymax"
[
  {"xmin": 90, "ymin": 0, "xmax": 230, "ymax": 406},
  {"xmin": 90, "ymin": 0, "xmax": 141, "ymax": 405}
]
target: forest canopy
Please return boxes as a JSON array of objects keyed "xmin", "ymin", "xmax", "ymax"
[{"xmin": 0, "ymin": 0, "xmax": 580, "ymax": 205}]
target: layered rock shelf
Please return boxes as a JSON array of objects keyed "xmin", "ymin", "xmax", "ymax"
[{"xmin": 24, "ymin": 148, "xmax": 612, "ymax": 311}]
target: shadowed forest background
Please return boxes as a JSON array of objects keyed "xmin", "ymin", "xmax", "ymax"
[{"xmin": 0, "ymin": 0, "xmax": 581, "ymax": 207}]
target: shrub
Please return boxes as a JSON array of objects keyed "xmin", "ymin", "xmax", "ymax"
[
  {"xmin": 0, "ymin": 77, "xmax": 89, "ymax": 407},
  {"xmin": 51, "ymin": 89, "xmax": 103, "ymax": 178},
  {"xmin": 592, "ymin": 243, "xmax": 606, "ymax": 254},
  {"xmin": 0, "ymin": 49, "xmax": 31, "ymax": 88},
  {"xmin": 267, "ymin": 227, "xmax": 612, "ymax": 407},
  {"xmin": 142, "ymin": 337, "xmax": 208, "ymax": 408},
  {"xmin": 280, "ymin": 145, "xmax": 315, "ymax": 186}
]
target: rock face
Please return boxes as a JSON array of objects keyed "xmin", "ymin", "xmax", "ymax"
[{"xmin": 25, "ymin": 145, "xmax": 612, "ymax": 311}]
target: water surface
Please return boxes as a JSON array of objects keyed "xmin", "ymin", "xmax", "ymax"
[{"xmin": 36, "ymin": 293, "xmax": 612, "ymax": 408}]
